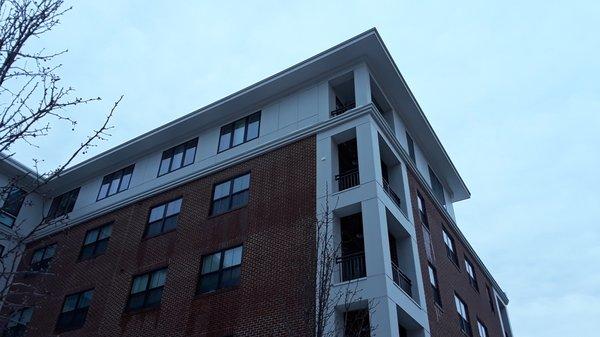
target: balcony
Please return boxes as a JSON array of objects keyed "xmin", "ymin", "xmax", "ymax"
[
  {"xmin": 383, "ymin": 179, "xmax": 403, "ymax": 211},
  {"xmin": 337, "ymin": 252, "xmax": 366, "ymax": 282},
  {"xmin": 336, "ymin": 168, "xmax": 360, "ymax": 191},
  {"xmin": 330, "ymin": 101, "xmax": 356, "ymax": 117},
  {"xmin": 391, "ymin": 262, "xmax": 412, "ymax": 296}
]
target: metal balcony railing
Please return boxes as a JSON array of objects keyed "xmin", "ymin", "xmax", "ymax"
[
  {"xmin": 336, "ymin": 252, "xmax": 366, "ymax": 282},
  {"xmin": 391, "ymin": 262, "xmax": 412, "ymax": 296},
  {"xmin": 335, "ymin": 169, "xmax": 360, "ymax": 191},
  {"xmin": 330, "ymin": 101, "xmax": 356, "ymax": 117}
]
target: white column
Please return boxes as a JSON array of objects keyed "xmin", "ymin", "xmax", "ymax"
[
  {"xmin": 370, "ymin": 296, "xmax": 400, "ymax": 337},
  {"xmin": 353, "ymin": 63, "xmax": 372, "ymax": 107},
  {"xmin": 355, "ymin": 121, "xmax": 382, "ymax": 186},
  {"xmin": 361, "ymin": 198, "xmax": 392, "ymax": 278}
]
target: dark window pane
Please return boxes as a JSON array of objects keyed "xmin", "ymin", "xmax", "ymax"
[
  {"xmin": 211, "ymin": 197, "xmax": 230, "ymax": 215},
  {"xmin": 108, "ymin": 175, "xmax": 120, "ymax": 196},
  {"xmin": 162, "ymin": 216, "xmax": 178, "ymax": 232},
  {"xmin": 80, "ymin": 245, "xmax": 95, "ymax": 259},
  {"xmin": 94, "ymin": 240, "xmax": 108, "ymax": 255},
  {"xmin": 230, "ymin": 191, "xmax": 249, "ymax": 209},
  {"xmin": 1, "ymin": 188, "xmax": 26, "ymax": 216},
  {"xmin": 145, "ymin": 288, "xmax": 163, "ymax": 307},
  {"xmin": 199, "ymin": 273, "xmax": 219, "ymax": 293},
  {"xmin": 165, "ymin": 199, "xmax": 182, "ymax": 217},
  {"xmin": 232, "ymin": 174, "xmax": 250, "ymax": 193},
  {"xmin": 84, "ymin": 229, "xmax": 99, "ymax": 245},
  {"xmin": 127, "ymin": 293, "xmax": 145, "ymax": 310},
  {"xmin": 146, "ymin": 221, "xmax": 163, "ymax": 237},
  {"xmin": 220, "ymin": 267, "xmax": 241, "ymax": 288},
  {"xmin": 0, "ymin": 212, "xmax": 15, "ymax": 227}
]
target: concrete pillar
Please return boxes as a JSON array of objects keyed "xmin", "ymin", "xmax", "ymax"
[
  {"xmin": 361, "ymin": 198, "xmax": 391, "ymax": 278},
  {"xmin": 355, "ymin": 121, "xmax": 381, "ymax": 186},
  {"xmin": 353, "ymin": 63, "xmax": 372, "ymax": 107},
  {"xmin": 370, "ymin": 296, "xmax": 400, "ymax": 337}
]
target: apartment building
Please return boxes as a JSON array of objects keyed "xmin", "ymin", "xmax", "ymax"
[{"xmin": 0, "ymin": 29, "xmax": 513, "ymax": 337}]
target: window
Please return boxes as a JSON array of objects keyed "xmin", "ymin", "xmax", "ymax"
[
  {"xmin": 443, "ymin": 228, "xmax": 459, "ymax": 266},
  {"xmin": 210, "ymin": 173, "xmax": 250, "ymax": 216},
  {"xmin": 486, "ymin": 285, "xmax": 496, "ymax": 313},
  {"xmin": 30, "ymin": 243, "xmax": 57, "ymax": 271},
  {"xmin": 48, "ymin": 188, "xmax": 80, "ymax": 219},
  {"xmin": 428, "ymin": 166, "xmax": 446, "ymax": 207},
  {"xmin": 477, "ymin": 320, "xmax": 488, "ymax": 337},
  {"xmin": 56, "ymin": 289, "xmax": 93, "ymax": 332},
  {"xmin": 428, "ymin": 264, "xmax": 442, "ymax": 307},
  {"xmin": 416, "ymin": 192, "xmax": 428, "ymax": 228},
  {"xmin": 127, "ymin": 268, "xmax": 167, "ymax": 311},
  {"xmin": 4, "ymin": 307, "xmax": 32, "ymax": 337},
  {"xmin": 455, "ymin": 294, "xmax": 472, "ymax": 336},
  {"xmin": 97, "ymin": 165, "xmax": 134, "ymax": 200},
  {"xmin": 144, "ymin": 198, "xmax": 182, "ymax": 238},
  {"xmin": 465, "ymin": 257, "xmax": 479, "ymax": 291},
  {"xmin": 197, "ymin": 245, "xmax": 243, "ymax": 294},
  {"xmin": 0, "ymin": 187, "xmax": 26, "ymax": 227},
  {"xmin": 158, "ymin": 138, "xmax": 198, "ymax": 176},
  {"xmin": 406, "ymin": 132, "xmax": 415, "ymax": 162},
  {"xmin": 218, "ymin": 111, "xmax": 261, "ymax": 152},
  {"xmin": 79, "ymin": 223, "xmax": 112, "ymax": 260}
]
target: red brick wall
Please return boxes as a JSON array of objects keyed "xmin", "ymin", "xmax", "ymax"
[
  {"xmin": 407, "ymin": 171, "xmax": 505, "ymax": 337},
  {"xmin": 5, "ymin": 136, "xmax": 316, "ymax": 337}
]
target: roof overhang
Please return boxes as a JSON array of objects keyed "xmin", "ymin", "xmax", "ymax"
[{"xmin": 34, "ymin": 28, "xmax": 470, "ymax": 201}]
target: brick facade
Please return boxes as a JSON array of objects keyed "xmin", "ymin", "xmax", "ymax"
[
  {"xmin": 5, "ymin": 137, "xmax": 316, "ymax": 337},
  {"xmin": 408, "ymin": 171, "xmax": 504, "ymax": 337}
]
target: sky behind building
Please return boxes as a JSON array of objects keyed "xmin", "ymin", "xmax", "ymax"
[{"xmin": 11, "ymin": 1, "xmax": 600, "ymax": 336}]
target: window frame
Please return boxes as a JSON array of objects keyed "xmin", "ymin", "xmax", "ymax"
[
  {"xmin": 406, "ymin": 131, "xmax": 416, "ymax": 162},
  {"xmin": 48, "ymin": 188, "xmax": 80, "ymax": 219},
  {"xmin": 464, "ymin": 256, "xmax": 479, "ymax": 291},
  {"xmin": 196, "ymin": 245, "xmax": 244, "ymax": 294},
  {"xmin": 217, "ymin": 111, "xmax": 261, "ymax": 153},
  {"xmin": 209, "ymin": 173, "xmax": 251, "ymax": 216},
  {"xmin": 416, "ymin": 192, "xmax": 429, "ymax": 228},
  {"xmin": 428, "ymin": 166, "xmax": 446, "ymax": 206},
  {"xmin": 96, "ymin": 165, "xmax": 135, "ymax": 201},
  {"xmin": 0, "ymin": 187, "xmax": 27, "ymax": 227},
  {"xmin": 143, "ymin": 198, "xmax": 183, "ymax": 238},
  {"xmin": 78, "ymin": 222, "xmax": 113, "ymax": 261},
  {"xmin": 30, "ymin": 243, "xmax": 57, "ymax": 272},
  {"xmin": 126, "ymin": 267, "xmax": 168, "ymax": 312},
  {"xmin": 454, "ymin": 293, "xmax": 473, "ymax": 336},
  {"xmin": 157, "ymin": 138, "xmax": 198, "ymax": 177},
  {"xmin": 477, "ymin": 319, "xmax": 489, "ymax": 337},
  {"xmin": 442, "ymin": 228, "xmax": 459, "ymax": 267},
  {"xmin": 427, "ymin": 263, "xmax": 442, "ymax": 308},
  {"xmin": 55, "ymin": 289, "xmax": 94, "ymax": 332}
]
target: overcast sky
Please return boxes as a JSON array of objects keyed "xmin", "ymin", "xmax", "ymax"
[{"xmin": 11, "ymin": 1, "xmax": 599, "ymax": 336}]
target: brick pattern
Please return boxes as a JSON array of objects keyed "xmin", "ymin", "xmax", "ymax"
[
  {"xmin": 407, "ymin": 171, "xmax": 505, "ymax": 337},
  {"xmin": 4, "ymin": 137, "xmax": 317, "ymax": 337}
]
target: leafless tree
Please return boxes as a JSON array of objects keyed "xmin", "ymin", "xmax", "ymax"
[
  {"xmin": 314, "ymin": 185, "xmax": 378, "ymax": 337},
  {"xmin": 0, "ymin": 0, "xmax": 122, "ymax": 325}
]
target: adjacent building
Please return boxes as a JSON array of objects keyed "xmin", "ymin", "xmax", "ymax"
[{"xmin": 0, "ymin": 29, "xmax": 513, "ymax": 337}]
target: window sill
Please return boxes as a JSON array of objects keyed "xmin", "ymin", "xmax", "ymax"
[
  {"xmin": 193, "ymin": 285, "xmax": 239, "ymax": 299},
  {"xmin": 141, "ymin": 228, "xmax": 177, "ymax": 241},
  {"xmin": 207, "ymin": 205, "xmax": 247, "ymax": 219},
  {"xmin": 122, "ymin": 305, "xmax": 161, "ymax": 317}
]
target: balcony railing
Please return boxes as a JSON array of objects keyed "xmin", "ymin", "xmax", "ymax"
[
  {"xmin": 391, "ymin": 262, "xmax": 412, "ymax": 296},
  {"xmin": 337, "ymin": 252, "xmax": 366, "ymax": 282},
  {"xmin": 335, "ymin": 169, "xmax": 360, "ymax": 191},
  {"xmin": 330, "ymin": 101, "xmax": 356, "ymax": 117}
]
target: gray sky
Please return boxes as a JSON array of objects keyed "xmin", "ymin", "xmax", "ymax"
[{"xmin": 12, "ymin": 1, "xmax": 600, "ymax": 336}]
